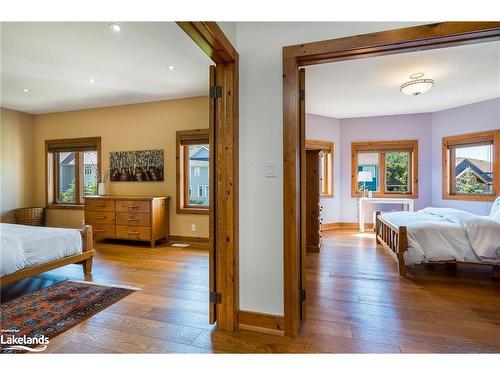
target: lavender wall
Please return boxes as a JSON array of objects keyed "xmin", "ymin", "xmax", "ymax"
[
  {"xmin": 339, "ymin": 113, "xmax": 433, "ymax": 223},
  {"xmin": 431, "ymin": 98, "xmax": 500, "ymax": 215},
  {"xmin": 306, "ymin": 114, "xmax": 341, "ymax": 224},
  {"xmin": 306, "ymin": 98, "xmax": 498, "ymax": 225}
]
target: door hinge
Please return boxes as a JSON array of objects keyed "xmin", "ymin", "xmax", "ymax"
[
  {"xmin": 300, "ymin": 289, "xmax": 306, "ymax": 302},
  {"xmin": 299, "ymin": 89, "xmax": 305, "ymax": 101},
  {"xmin": 210, "ymin": 291, "xmax": 222, "ymax": 304},
  {"xmin": 210, "ymin": 86, "xmax": 222, "ymax": 99}
]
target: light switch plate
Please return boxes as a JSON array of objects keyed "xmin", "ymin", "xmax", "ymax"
[{"xmin": 265, "ymin": 161, "xmax": 276, "ymax": 178}]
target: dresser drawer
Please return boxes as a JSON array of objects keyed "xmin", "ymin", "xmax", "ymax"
[
  {"xmin": 116, "ymin": 212, "xmax": 151, "ymax": 226},
  {"xmin": 92, "ymin": 224, "xmax": 116, "ymax": 238},
  {"xmin": 85, "ymin": 211, "xmax": 115, "ymax": 225},
  {"xmin": 85, "ymin": 199, "xmax": 115, "ymax": 212},
  {"xmin": 116, "ymin": 226, "xmax": 151, "ymax": 241},
  {"xmin": 116, "ymin": 200, "xmax": 150, "ymax": 213}
]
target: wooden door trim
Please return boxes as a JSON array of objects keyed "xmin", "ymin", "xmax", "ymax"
[
  {"xmin": 178, "ymin": 22, "xmax": 239, "ymax": 333},
  {"xmin": 283, "ymin": 22, "xmax": 500, "ymax": 337}
]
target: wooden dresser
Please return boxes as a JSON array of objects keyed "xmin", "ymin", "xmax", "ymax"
[{"xmin": 84, "ymin": 196, "xmax": 169, "ymax": 248}]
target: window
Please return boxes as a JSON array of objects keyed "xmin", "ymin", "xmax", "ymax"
[
  {"xmin": 306, "ymin": 140, "xmax": 334, "ymax": 197},
  {"xmin": 442, "ymin": 130, "xmax": 499, "ymax": 201},
  {"xmin": 46, "ymin": 137, "xmax": 101, "ymax": 208},
  {"xmin": 351, "ymin": 140, "xmax": 418, "ymax": 198},
  {"xmin": 176, "ymin": 129, "xmax": 210, "ymax": 214}
]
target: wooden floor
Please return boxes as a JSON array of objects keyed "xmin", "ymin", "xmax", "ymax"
[{"xmin": 2, "ymin": 231, "xmax": 500, "ymax": 353}]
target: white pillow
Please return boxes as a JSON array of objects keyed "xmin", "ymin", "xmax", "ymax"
[{"xmin": 490, "ymin": 196, "xmax": 500, "ymax": 223}]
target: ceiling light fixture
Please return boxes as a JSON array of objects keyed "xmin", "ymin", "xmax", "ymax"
[
  {"xmin": 108, "ymin": 23, "xmax": 122, "ymax": 32},
  {"xmin": 22, "ymin": 88, "xmax": 31, "ymax": 93},
  {"xmin": 88, "ymin": 77, "xmax": 96, "ymax": 83},
  {"xmin": 167, "ymin": 65, "xmax": 175, "ymax": 71},
  {"xmin": 400, "ymin": 73, "xmax": 434, "ymax": 96}
]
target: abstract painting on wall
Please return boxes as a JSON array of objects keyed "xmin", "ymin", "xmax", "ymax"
[{"xmin": 110, "ymin": 149, "xmax": 164, "ymax": 181}]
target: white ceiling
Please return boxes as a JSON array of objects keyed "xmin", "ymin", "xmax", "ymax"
[
  {"xmin": 306, "ymin": 40, "xmax": 500, "ymax": 118},
  {"xmin": 1, "ymin": 22, "xmax": 212, "ymax": 114}
]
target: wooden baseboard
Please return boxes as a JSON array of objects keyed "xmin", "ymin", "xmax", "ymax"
[
  {"xmin": 306, "ymin": 245, "xmax": 320, "ymax": 253},
  {"xmin": 168, "ymin": 235, "xmax": 209, "ymax": 244},
  {"xmin": 238, "ymin": 310, "xmax": 284, "ymax": 336},
  {"xmin": 321, "ymin": 222, "xmax": 374, "ymax": 231}
]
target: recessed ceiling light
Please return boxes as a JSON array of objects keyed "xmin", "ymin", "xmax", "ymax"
[
  {"xmin": 108, "ymin": 23, "xmax": 122, "ymax": 32},
  {"xmin": 22, "ymin": 88, "xmax": 31, "ymax": 93},
  {"xmin": 400, "ymin": 73, "xmax": 434, "ymax": 96},
  {"xmin": 88, "ymin": 77, "xmax": 96, "ymax": 83},
  {"xmin": 167, "ymin": 65, "xmax": 175, "ymax": 71}
]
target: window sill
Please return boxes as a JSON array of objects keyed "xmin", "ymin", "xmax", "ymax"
[
  {"xmin": 47, "ymin": 204, "xmax": 85, "ymax": 210},
  {"xmin": 177, "ymin": 207, "xmax": 209, "ymax": 215},
  {"xmin": 442, "ymin": 193, "xmax": 497, "ymax": 202},
  {"xmin": 352, "ymin": 192, "xmax": 418, "ymax": 199}
]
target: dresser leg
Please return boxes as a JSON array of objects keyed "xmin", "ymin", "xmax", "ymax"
[{"xmin": 150, "ymin": 239, "xmax": 156, "ymax": 248}]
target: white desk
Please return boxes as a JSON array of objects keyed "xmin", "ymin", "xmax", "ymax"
[{"xmin": 358, "ymin": 197, "xmax": 414, "ymax": 232}]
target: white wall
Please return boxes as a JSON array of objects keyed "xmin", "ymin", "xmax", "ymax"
[
  {"xmin": 431, "ymin": 98, "xmax": 500, "ymax": 215},
  {"xmin": 236, "ymin": 22, "xmax": 423, "ymax": 315},
  {"xmin": 306, "ymin": 114, "xmax": 340, "ymax": 224}
]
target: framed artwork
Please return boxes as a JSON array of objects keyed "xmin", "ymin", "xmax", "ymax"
[{"xmin": 110, "ymin": 149, "xmax": 164, "ymax": 182}]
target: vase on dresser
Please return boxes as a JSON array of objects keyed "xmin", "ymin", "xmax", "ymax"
[{"xmin": 97, "ymin": 183, "xmax": 106, "ymax": 196}]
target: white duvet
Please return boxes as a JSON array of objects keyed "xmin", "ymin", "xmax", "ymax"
[
  {"xmin": 381, "ymin": 203, "xmax": 500, "ymax": 265},
  {"xmin": 0, "ymin": 223, "xmax": 82, "ymax": 277}
]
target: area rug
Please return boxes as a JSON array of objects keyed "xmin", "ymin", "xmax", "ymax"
[{"xmin": 0, "ymin": 280, "xmax": 137, "ymax": 353}]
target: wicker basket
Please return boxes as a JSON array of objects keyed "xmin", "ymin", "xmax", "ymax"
[{"xmin": 14, "ymin": 207, "xmax": 45, "ymax": 226}]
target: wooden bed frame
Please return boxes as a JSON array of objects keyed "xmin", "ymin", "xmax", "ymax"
[
  {"xmin": 0, "ymin": 225, "xmax": 95, "ymax": 285},
  {"xmin": 375, "ymin": 212, "xmax": 500, "ymax": 278}
]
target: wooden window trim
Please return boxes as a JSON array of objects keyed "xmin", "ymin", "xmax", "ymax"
[
  {"xmin": 306, "ymin": 140, "xmax": 334, "ymax": 197},
  {"xmin": 351, "ymin": 140, "xmax": 418, "ymax": 199},
  {"xmin": 45, "ymin": 137, "xmax": 101, "ymax": 209},
  {"xmin": 176, "ymin": 129, "xmax": 210, "ymax": 215},
  {"xmin": 442, "ymin": 130, "xmax": 499, "ymax": 202}
]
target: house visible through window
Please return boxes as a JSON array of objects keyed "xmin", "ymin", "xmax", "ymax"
[
  {"xmin": 46, "ymin": 137, "xmax": 101, "ymax": 207},
  {"xmin": 176, "ymin": 129, "xmax": 210, "ymax": 214},
  {"xmin": 443, "ymin": 130, "xmax": 498, "ymax": 201},
  {"xmin": 352, "ymin": 140, "xmax": 418, "ymax": 198}
]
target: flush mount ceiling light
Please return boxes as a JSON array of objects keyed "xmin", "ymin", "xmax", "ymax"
[
  {"xmin": 167, "ymin": 65, "xmax": 175, "ymax": 71},
  {"xmin": 22, "ymin": 88, "xmax": 31, "ymax": 93},
  {"xmin": 108, "ymin": 23, "xmax": 122, "ymax": 32},
  {"xmin": 400, "ymin": 73, "xmax": 434, "ymax": 96},
  {"xmin": 87, "ymin": 77, "xmax": 96, "ymax": 83}
]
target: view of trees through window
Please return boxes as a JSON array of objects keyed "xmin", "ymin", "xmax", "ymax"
[
  {"xmin": 57, "ymin": 151, "xmax": 98, "ymax": 203},
  {"xmin": 385, "ymin": 151, "xmax": 410, "ymax": 193}
]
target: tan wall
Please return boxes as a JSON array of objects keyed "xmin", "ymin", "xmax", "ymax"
[
  {"xmin": 33, "ymin": 97, "xmax": 209, "ymax": 237},
  {"xmin": 0, "ymin": 108, "xmax": 35, "ymax": 222}
]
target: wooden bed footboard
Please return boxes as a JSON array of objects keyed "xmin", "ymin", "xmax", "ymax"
[
  {"xmin": 375, "ymin": 212, "xmax": 500, "ymax": 278},
  {"xmin": 0, "ymin": 225, "xmax": 96, "ymax": 285},
  {"xmin": 375, "ymin": 211, "xmax": 407, "ymax": 276}
]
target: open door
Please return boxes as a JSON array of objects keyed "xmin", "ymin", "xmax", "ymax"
[
  {"xmin": 209, "ymin": 65, "xmax": 217, "ymax": 324},
  {"xmin": 305, "ymin": 150, "xmax": 321, "ymax": 253},
  {"xmin": 299, "ymin": 67, "xmax": 307, "ymax": 320}
]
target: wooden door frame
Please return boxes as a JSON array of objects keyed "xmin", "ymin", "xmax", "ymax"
[
  {"xmin": 178, "ymin": 22, "xmax": 239, "ymax": 332},
  {"xmin": 283, "ymin": 22, "xmax": 500, "ymax": 337}
]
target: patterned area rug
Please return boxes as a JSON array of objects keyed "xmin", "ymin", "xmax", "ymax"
[{"xmin": 0, "ymin": 280, "xmax": 136, "ymax": 353}]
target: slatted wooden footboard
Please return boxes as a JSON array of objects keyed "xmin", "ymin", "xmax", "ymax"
[
  {"xmin": 375, "ymin": 211, "xmax": 500, "ymax": 278},
  {"xmin": 375, "ymin": 211, "xmax": 407, "ymax": 276}
]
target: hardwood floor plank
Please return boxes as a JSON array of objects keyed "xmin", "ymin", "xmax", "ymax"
[{"xmin": 3, "ymin": 230, "xmax": 499, "ymax": 353}]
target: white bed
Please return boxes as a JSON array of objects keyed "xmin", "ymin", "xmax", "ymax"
[
  {"xmin": 376, "ymin": 197, "xmax": 500, "ymax": 273},
  {"xmin": 0, "ymin": 223, "xmax": 83, "ymax": 278}
]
